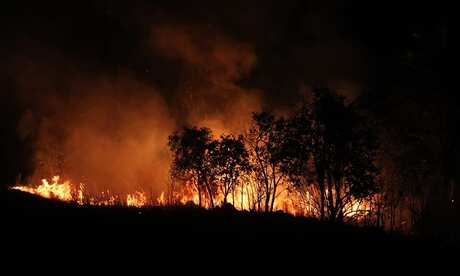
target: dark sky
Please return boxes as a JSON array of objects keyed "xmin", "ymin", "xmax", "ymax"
[
  {"xmin": 1, "ymin": 0, "xmax": 446, "ymax": 94},
  {"xmin": 0, "ymin": 0, "xmax": 449, "ymax": 185},
  {"xmin": 1, "ymin": 0, "xmax": 445, "ymax": 88}
]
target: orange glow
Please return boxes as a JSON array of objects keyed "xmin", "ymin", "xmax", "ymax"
[
  {"xmin": 12, "ymin": 175, "xmax": 147, "ymax": 208},
  {"xmin": 11, "ymin": 175, "xmax": 375, "ymax": 220},
  {"xmin": 12, "ymin": 175, "xmax": 75, "ymax": 202},
  {"xmin": 126, "ymin": 191, "xmax": 147, "ymax": 207}
]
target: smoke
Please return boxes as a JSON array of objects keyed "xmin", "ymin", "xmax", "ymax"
[
  {"xmin": 150, "ymin": 23, "xmax": 262, "ymax": 135},
  {"xmin": 4, "ymin": 21, "xmax": 262, "ymax": 194},
  {"xmin": 6, "ymin": 50, "xmax": 174, "ymax": 194}
]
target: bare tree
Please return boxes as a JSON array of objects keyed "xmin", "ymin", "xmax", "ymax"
[{"xmin": 245, "ymin": 112, "xmax": 289, "ymax": 212}]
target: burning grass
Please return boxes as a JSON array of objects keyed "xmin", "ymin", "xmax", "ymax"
[
  {"xmin": 11, "ymin": 174, "xmax": 377, "ymax": 224},
  {"xmin": 12, "ymin": 175, "xmax": 149, "ymax": 208}
]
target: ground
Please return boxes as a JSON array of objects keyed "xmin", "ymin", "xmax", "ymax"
[{"xmin": 1, "ymin": 187, "xmax": 454, "ymax": 262}]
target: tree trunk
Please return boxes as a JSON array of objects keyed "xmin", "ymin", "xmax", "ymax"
[
  {"xmin": 265, "ymin": 192, "xmax": 271, "ymax": 212},
  {"xmin": 270, "ymin": 185, "xmax": 276, "ymax": 212},
  {"xmin": 327, "ymin": 173, "xmax": 335, "ymax": 221},
  {"xmin": 335, "ymin": 178, "xmax": 343, "ymax": 222},
  {"xmin": 264, "ymin": 176, "xmax": 271, "ymax": 212},
  {"xmin": 223, "ymin": 188, "xmax": 228, "ymax": 205},
  {"xmin": 206, "ymin": 184, "xmax": 215, "ymax": 208},
  {"xmin": 318, "ymin": 175, "xmax": 325, "ymax": 221}
]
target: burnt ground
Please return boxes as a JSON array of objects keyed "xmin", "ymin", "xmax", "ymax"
[{"xmin": 1, "ymin": 188, "xmax": 456, "ymax": 266}]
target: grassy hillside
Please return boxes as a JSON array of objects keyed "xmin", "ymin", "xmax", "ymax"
[{"xmin": 1, "ymin": 188, "xmax": 449, "ymax": 258}]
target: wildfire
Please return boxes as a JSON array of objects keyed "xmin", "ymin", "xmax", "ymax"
[
  {"xmin": 12, "ymin": 175, "xmax": 74, "ymax": 202},
  {"xmin": 12, "ymin": 175, "xmax": 148, "ymax": 208},
  {"xmin": 126, "ymin": 191, "xmax": 147, "ymax": 207},
  {"xmin": 11, "ymin": 175, "xmax": 374, "ymax": 220}
]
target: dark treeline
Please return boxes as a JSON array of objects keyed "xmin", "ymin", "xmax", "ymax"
[
  {"xmin": 167, "ymin": 84, "xmax": 457, "ymax": 243},
  {"xmin": 167, "ymin": 87, "xmax": 379, "ymax": 223}
]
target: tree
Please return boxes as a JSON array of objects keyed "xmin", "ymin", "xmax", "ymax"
[
  {"xmin": 168, "ymin": 127, "xmax": 217, "ymax": 208},
  {"xmin": 245, "ymin": 112, "xmax": 288, "ymax": 212},
  {"xmin": 312, "ymin": 87, "xmax": 379, "ymax": 222},
  {"xmin": 208, "ymin": 135, "xmax": 250, "ymax": 205},
  {"xmin": 284, "ymin": 88, "xmax": 380, "ymax": 222},
  {"xmin": 280, "ymin": 104, "xmax": 320, "ymax": 217}
]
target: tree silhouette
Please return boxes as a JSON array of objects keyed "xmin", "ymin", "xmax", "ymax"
[
  {"xmin": 168, "ymin": 127, "xmax": 216, "ymax": 208},
  {"xmin": 280, "ymin": 103, "xmax": 320, "ymax": 217},
  {"xmin": 246, "ymin": 112, "xmax": 288, "ymax": 212},
  {"xmin": 311, "ymin": 87, "xmax": 379, "ymax": 221},
  {"xmin": 283, "ymin": 88, "xmax": 380, "ymax": 222},
  {"xmin": 208, "ymin": 135, "xmax": 250, "ymax": 205}
]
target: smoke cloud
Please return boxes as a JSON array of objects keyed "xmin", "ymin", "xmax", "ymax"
[
  {"xmin": 4, "ymin": 21, "xmax": 262, "ymax": 195},
  {"xmin": 6, "ymin": 50, "xmax": 173, "ymax": 194},
  {"xmin": 150, "ymin": 23, "xmax": 262, "ymax": 135}
]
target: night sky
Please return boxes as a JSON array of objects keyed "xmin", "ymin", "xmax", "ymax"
[{"xmin": 1, "ymin": 1, "xmax": 446, "ymax": 92}]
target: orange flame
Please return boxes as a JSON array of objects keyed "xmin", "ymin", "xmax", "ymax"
[
  {"xmin": 12, "ymin": 175, "xmax": 375, "ymax": 220},
  {"xmin": 12, "ymin": 175, "xmax": 74, "ymax": 202},
  {"xmin": 12, "ymin": 175, "xmax": 148, "ymax": 208},
  {"xmin": 126, "ymin": 191, "xmax": 147, "ymax": 207}
]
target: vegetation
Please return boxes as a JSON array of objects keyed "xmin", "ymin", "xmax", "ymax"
[{"xmin": 168, "ymin": 87, "xmax": 380, "ymax": 224}]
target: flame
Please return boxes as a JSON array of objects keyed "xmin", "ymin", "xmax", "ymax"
[
  {"xmin": 157, "ymin": 191, "xmax": 166, "ymax": 205},
  {"xmin": 344, "ymin": 199, "xmax": 373, "ymax": 218},
  {"xmin": 162, "ymin": 178, "xmax": 375, "ymax": 221},
  {"xmin": 126, "ymin": 191, "xmax": 147, "ymax": 207},
  {"xmin": 12, "ymin": 175, "xmax": 74, "ymax": 202},
  {"xmin": 11, "ymin": 175, "xmax": 375, "ymax": 220},
  {"xmin": 12, "ymin": 175, "xmax": 147, "ymax": 208}
]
